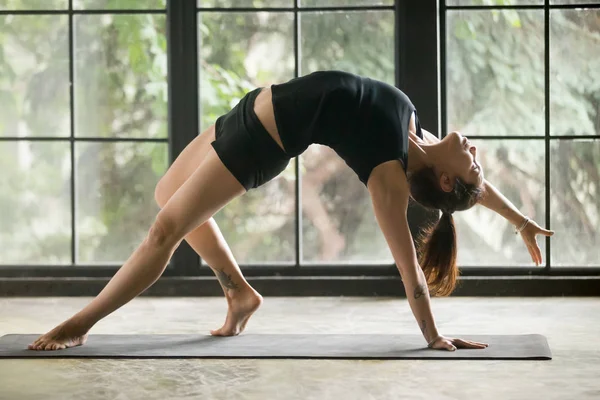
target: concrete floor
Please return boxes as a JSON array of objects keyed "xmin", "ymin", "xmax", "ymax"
[{"xmin": 0, "ymin": 296, "xmax": 599, "ymax": 400}]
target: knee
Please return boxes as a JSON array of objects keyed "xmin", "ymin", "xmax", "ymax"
[
  {"xmin": 154, "ymin": 180, "xmax": 172, "ymax": 209},
  {"xmin": 146, "ymin": 215, "xmax": 179, "ymax": 248}
]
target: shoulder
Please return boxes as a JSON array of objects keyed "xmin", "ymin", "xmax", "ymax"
[{"xmin": 366, "ymin": 159, "xmax": 411, "ymax": 209}]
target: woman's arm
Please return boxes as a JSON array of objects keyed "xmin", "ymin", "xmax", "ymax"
[
  {"xmin": 368, "ymin": 165, "xmax": 440, "ymax": 344},
  {"xmin": 368, "ymin": 160, "xmax": 488, "ymax": 350},
  {"xmin": 479, "ymin": 180, "xmax": 528, "ymax": 227},
  {"xmin": 480, "ymin": 180, "xmax": 554, "ymax": 265}
]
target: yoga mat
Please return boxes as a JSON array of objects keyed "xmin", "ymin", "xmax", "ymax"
[{"xmin": 0, "ymin": 334, "xmax": 551, "ymax": 360}]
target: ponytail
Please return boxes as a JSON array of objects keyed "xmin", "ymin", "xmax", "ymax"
[
  {"xmin": 417, "ymin": 211, "xmax": 459, "ymax": 297},
  {"xmin": 409, "ymin": 166, "xmax": 485, "ymax": 296}
]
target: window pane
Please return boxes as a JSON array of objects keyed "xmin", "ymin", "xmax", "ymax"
[
  {"xmin": 447, "ymin": 0, "xmax": 542, "ymax": 5},
  {"xmin": 455, "ymin": 139, "xmax": 546, "ymax": 266},
  {"xmin": 0, "ymin": 15, "xmax": 70, "ymax": 138},
  {"xmin": 76, "ymin": 142, "xmax": 167, "ymax": 263},
  {"xmin": 300, "ymin": 0, "xmax": 393, "ymax": 6},
  {"xmin": 74, "ymin": 14, "xmax": 167, "ymax": 139},
  {"xmin": 300, "ymin": 11, "xmax": 394, "ymax": 82},
  {"xmin": 551, "ymin": 140, "xmax": 600, "ymax": 267},
  {"xmin": 301, "ymin": 145, "xmax": 392, "ymax": 263},
  {"xmin": 74, "ymin": 0, "xmax": 165, "ymax": 9},
  {"xmin": 550, "ymin": 9, "xmax": 600, "ymax": 137},
  {"xmin": 198, "ymin": 0, "xmax": 291, "ymax": 7},
  {"xmin": 446, "ymin": 10, "xmax": 544, "ymax": 136},
  {"xmin": 0, "ymin": 0, "xmax": 66, "ymax": 10},
  {"xmin": 198, "ymin": 11, "xmax": 296, "ymax": 264},
  {"xmin": 198, "ymin": 12, "xmax": 294, "ymax": 132},
  {"xmin": 0, "ymin": 141, "xmax": 71, "ymax": 265},
  {"xmin": 299, "ymin": 10, "xmax": 394, "ymax": 263}
]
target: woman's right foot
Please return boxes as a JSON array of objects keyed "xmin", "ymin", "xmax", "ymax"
[
  {"xmin": 28, "ymin": 320, "xmax": 88, "ymax": 351},
  {"xmin": 210, "ymin": 288, "xmax": 263, "ymax": 336}
]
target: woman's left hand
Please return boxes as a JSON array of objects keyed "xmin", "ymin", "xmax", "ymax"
[{"xmin": 519, "ymin": 218, "xmax": 554, "ymax": 266}]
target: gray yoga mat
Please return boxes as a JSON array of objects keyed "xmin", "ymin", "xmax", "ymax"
[{"xmin": 0, "ymin": 334, "xmax": 551, "ymax": 360}]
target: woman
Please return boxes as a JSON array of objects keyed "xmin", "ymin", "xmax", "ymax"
[{"xmin": 29, "ymin": 70, "xmax": 553, "ymax": 352}]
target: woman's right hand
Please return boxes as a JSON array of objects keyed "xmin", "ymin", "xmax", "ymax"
[{"xmin": 428, "ymin": 335, "xmax": 489, "ymax": 351}]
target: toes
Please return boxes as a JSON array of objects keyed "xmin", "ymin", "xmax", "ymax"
[
  {"xmin": 28, "ymin": 337, "xmax": 69, "ymax": 351},
  {"xmin": 32, "ymin": 341, "xmax": 44, "ymax": 351},
  {"xmin": 32, "ymin": 338, "xmax": 45, "ymax": 350}
]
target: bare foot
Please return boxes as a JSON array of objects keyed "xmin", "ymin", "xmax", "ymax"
[
  {"xmin": 28, "ymin": 320, "xmax": 88, "ymax": 351},
  {"xmin": 210, "ymin": 288, "xmax": 263, "ymax": 336}
]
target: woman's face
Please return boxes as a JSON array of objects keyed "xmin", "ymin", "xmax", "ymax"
[{"xmin": 439, "ymin": 131, "xmax": 484, "ymax": 190}]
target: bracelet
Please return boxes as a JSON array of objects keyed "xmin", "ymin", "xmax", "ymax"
[
  {"xmin": 427, "ymin": 335, "xmax": 443, "ymax": 348},
  {"xmin": 515, "ymin": 216, "xmax": 530, "ymax": 235}
]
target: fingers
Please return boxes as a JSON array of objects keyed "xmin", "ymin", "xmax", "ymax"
[
  {"xmin": 431, "ymin": 338, "xmax": 489, "ymax": 351},
  {"xmin": 452, "ymin": 338, "xmax": 488, "ymax": 349},
  {"xmin": 524, "ymin": 233, "xmax": 543, "ymax": 265},
  {"xmin": 534, "ymin": 224, "xmax": 554, "ymax": 237},
  {"xmin": 529, "ymin": 220, "xmax": 554, "ymax": 237},
  {"xmin": 443, "ymin": 339, "xmax": 456, "ymax": 351},
  {"xmin": 533, "ymin": 243, "xmax": 542, "ymax": 265},
  {"xmin": 526, "ymin": 242, "xmax": 540, "ymax": 266},
  {"xmin": 529, "ymin": 224, "xmax": 554, "ymax": 264},
  {"xmin": 526, "ymin": 244, "xmax": 536, "ymax": 265}
]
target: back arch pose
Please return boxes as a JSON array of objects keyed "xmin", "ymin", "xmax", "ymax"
[{"xmin": 29, "ymin": 70, "xmax": 554, "ymax": 352}]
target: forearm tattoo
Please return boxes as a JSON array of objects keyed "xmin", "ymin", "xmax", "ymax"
[
  {"xmin": 413, "ymin": 283, "xmax": 427, "ymax": 299},
  {"xmin": 216, "ymin": 268, "xmax": 239, "ymax": 290}
]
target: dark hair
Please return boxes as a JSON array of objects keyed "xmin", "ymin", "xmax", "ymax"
[{"xmin": 409, "ymin": 167, "xmax": 485, "ymax": 297}]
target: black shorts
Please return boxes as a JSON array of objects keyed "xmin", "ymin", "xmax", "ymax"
[{"xmin": 211, "ymin": 88, "xmax": 291, "ymax": 191}]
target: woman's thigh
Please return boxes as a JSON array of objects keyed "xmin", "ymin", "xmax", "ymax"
[
  {"xmin": 155, "ymin": 125, "xmax": 216, "ymax": 205},
  {"xmin": 156, "ymin": 146, "xmax": 246, "ymax": 243}
]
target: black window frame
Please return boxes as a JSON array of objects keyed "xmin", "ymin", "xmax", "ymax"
[{"xmin": 1, "ymin": 0, "xmax": 598, "ymax": 285}]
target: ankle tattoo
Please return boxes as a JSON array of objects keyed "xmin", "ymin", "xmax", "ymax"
[{"xmin": 216, "ymin": 268, "xmax": 240, "ymax": 290}]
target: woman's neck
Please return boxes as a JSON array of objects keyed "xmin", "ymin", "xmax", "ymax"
[{"xmin": 407, "ymin": 137, "xmax": 443, "ymax": 174}]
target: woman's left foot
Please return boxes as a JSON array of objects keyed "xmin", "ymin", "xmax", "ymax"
[
  {"xmin": 28, "ymin": 320, "xmax": 88, "ymax": 351},
  {"xmin": 210, "ymin": 287, "xmax": 263, "ymax": 336}
]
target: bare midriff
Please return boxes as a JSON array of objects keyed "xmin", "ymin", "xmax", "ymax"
[{"xmin": 253, "ymin": 87, "xmax": 287, "ymax": 153}]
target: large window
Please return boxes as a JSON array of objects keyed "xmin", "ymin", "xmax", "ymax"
[
  {"xmin": 2, "ymin": 0, "xmax": 597, "ymax": 279},
  {"xmin": 444, "ymin": 0, "xmax": 600, "ymax": 267},
  {"xmin": 0, "ymin": 0, "xmax": 168, "ymax": 265}
]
